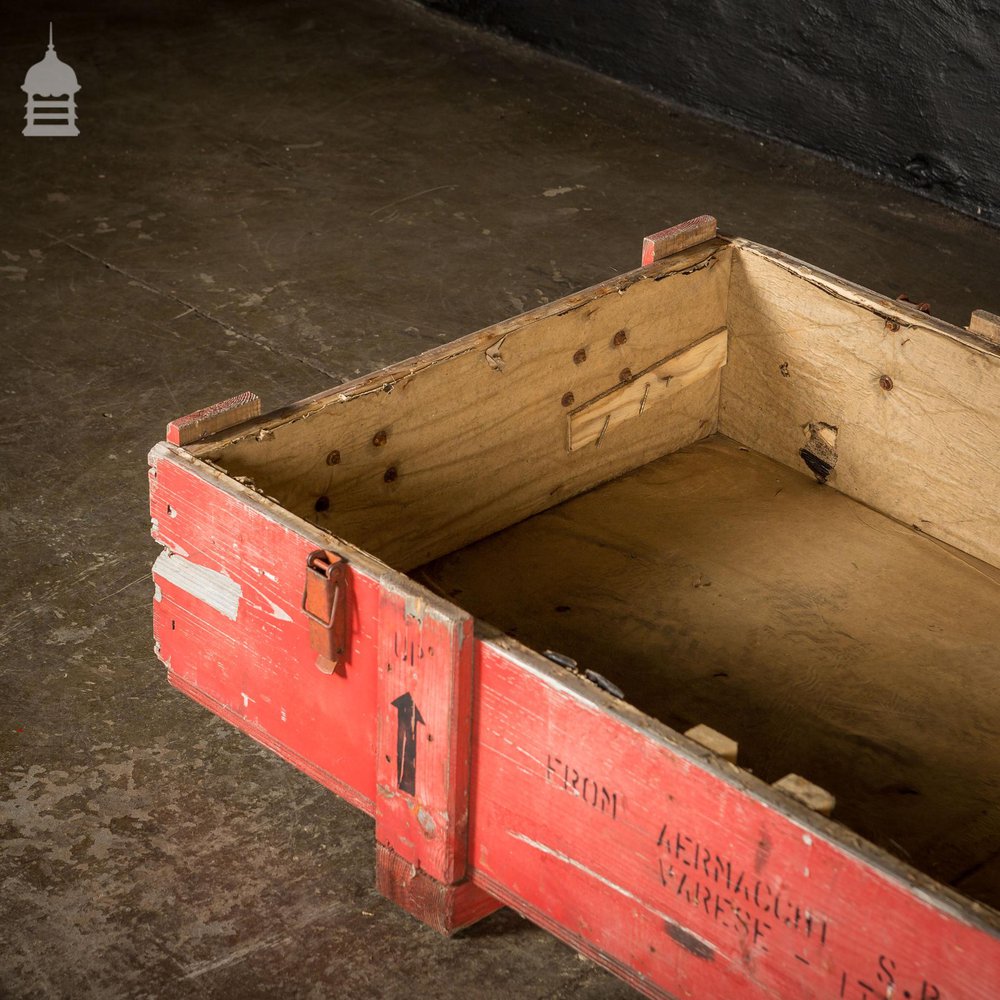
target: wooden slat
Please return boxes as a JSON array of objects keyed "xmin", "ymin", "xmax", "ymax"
[
  {"xmin": 196, "ymin": 241, "xmax": 733, "ymax": 570},
  {"xmin": 166, "ymin": 391, "xmax": 261, "ymax": 446},
  {"xmin": 375, "ymin": 583, "xmax": 475, "ymax": 884},
  {"xmin": 642, "ymin": 215, "xmax": 718, "ymax": 266},
  {"xmin": 773, "ymin": 773, "xmax": 836, "ymax": 816},
  {"xmin": 969, "ymin": 308, "xmax": 1000, "ymax": 346},
  {"xmin": 684, "ymin": 723, "xmax": 738, "ymax": 763},
  {"xmin": 721, "ymin": 242, "xmax": 1000, "ymax": 570}
]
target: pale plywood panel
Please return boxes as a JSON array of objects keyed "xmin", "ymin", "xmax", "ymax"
[
  {"xmin": 201, "ymin": 241, "xmax": 732, "ymax": 569},
  {"xmin": 721, "ymin": 243, "xmax": 1000, "ymax": 569}
]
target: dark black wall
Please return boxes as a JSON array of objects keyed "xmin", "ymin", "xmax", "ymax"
[{"xmin": 426, "ymin": 0, "xmax": 1000, "ymax": 225}]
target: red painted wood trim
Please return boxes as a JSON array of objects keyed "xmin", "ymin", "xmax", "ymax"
[
  {"xmin": 375, "ymin": 583, "xmax": 476, "ymax": 884},
  {"xmin": 642, "ymin": 216, "xmax": 717, "ymax": 266},
  {"xmin": 166, "ymin": 391, "xmax": 261, "ymax": 446}
]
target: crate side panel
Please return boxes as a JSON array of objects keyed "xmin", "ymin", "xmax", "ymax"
[
  {"xmin": 722, "ymin": 243, "xmax": 1000, "ymax": 570},
  {"xmin": 468, "ymin": 641, "xmax": 1000, "ymax": 1000},
  {"xmin": 203, "ymin": 242, "xmax": 732, "ymax": 570},
  {"xmin": 150, "ymin": 451, "xmax": 379, "ymax": 812}
]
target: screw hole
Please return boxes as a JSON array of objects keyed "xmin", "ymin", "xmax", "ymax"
[
  {"xmin": 326, "ymin": 449, "xmax": 341, "ymax": 466},
  {"xmin": 561, "ymin": 391, "xmax": 575, "ymax": 407},
  {"xmin": 314, "ymin": 495, "xmax": 330, "ymax": 512},
  {"xmin": 573, "ymin": 348, "xmax": 587, "ymax": 365},
  {"xmin": 384, "ymin": 466, "xmax": 398, "ymax": 483},
  {"xmin": 613, "ymin": 329, "xmax": 627, "ymax": 347},
  {"xmin": 372, "ymin": 430, "xmax": 388, "ymax": 447}
]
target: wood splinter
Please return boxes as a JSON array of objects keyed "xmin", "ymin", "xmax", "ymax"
[
  {"xmin": 684, "ymin": 724, "xmax": 738, "ymax": 764},
  {"xmin": 773, "ymin": 773, "xmax": 836, "ymax": 817}
]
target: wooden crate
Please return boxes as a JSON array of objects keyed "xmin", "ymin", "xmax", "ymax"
[{"xmin": 150, "ymin": 216, "xmax": 1000, "ymax": 999}]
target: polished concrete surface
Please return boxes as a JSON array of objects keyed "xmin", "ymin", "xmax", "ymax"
[{"xmin": 2, "ymin": 2, "xmax": 998, "ymax": 997}]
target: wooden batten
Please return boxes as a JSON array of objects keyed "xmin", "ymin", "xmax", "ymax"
[
  {"xmin": 773, "ymin": 773, "xmax": 836, "ymax": 817},
  {"xmin": 721, "ymin": 242, "xmax": 1000, "ymax": 571},
  {"xmin": 195, "ymin": 240, "xmax": 733, "ymax": 570},
  {"xmin": 684, "ymin": 723, "xmax": 738, "ymax": 763},
  {"xmin": 166, "ymin": 391, "xmax": 261, "ymax": 446},
  {"xmin": 641, "ymin": 215, "xmax": 718, "ymax": 266},
  {"xmin": 969, "ymin": 308, "xmax": 1000, "ymax": 346}
]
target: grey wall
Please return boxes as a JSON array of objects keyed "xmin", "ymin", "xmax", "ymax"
[{"xmin": 426, "ymin": 0, "xmax": 1000, "ymax": 225}]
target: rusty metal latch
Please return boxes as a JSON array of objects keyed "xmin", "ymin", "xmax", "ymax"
[{"xmin": 302, "ymin": 549, "xmax": 348, "ymax": 671}]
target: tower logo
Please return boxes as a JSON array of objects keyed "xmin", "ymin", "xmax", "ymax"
[{"xmin": 22, "ymin": 23, "xmax": 80, "ymax": 137}]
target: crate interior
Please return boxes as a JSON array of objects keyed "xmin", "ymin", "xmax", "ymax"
[{"xmin": 195, "ymin": 237, "xmax": 1000, "ymax": 910}]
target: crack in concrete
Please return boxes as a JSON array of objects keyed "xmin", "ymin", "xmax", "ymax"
[{"xmin": 40, "ymin": 231, "xmax": 342, "ymax": 383}]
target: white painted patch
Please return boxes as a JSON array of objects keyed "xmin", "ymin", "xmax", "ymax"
[
  {"xmin": 280, "ymin": 707, "xmax": 287, "ymax": 722},
  {"xmin": 152, "ymin": 551, "xmax": 241, "ymax": 621},
  {"xmin": 153, "ymin": 583, "xmax": 162, "ymax": 602},
  {"xmin": 802, "ymin": 833, "xmax": 813, "ymax": 846}
]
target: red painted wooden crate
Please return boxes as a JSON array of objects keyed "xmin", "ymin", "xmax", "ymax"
[{"xmin": 150, "ymin": 217, "xmax": 1000, "ymax": 999}]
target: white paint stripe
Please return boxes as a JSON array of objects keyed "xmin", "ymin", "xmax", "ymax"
[
  {"xmin": 510, "ymin": 831, "xmax": 720, "ymax": 956},
  {"xmin": 152, "ymin": 551, "xmax": 242, "ymax": 621},
  {"xmin": 508, "ymin": 830, "xmax": 673, "ymax": 921}
]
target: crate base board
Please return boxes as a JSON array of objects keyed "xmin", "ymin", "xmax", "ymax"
[{"xmin": 376, "ymin": 843, "xmax": 502, "ymax": 935}]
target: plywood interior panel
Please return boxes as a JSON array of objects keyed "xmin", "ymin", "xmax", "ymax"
[
  {"xmin": 721, "ymin": 242, "xmax": 1000, "ymax": 571},
  {"xmin": 415, "ymin": 435, "xmax": 1000, "ymax": 908},
  {"xmin": 199, "ymin": 240, "xmax": 732, "ymax": 570}
]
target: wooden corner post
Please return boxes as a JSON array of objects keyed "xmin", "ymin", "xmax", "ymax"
[{"xmin": 375, "ymin": 583, "xmax": 500, "ymax": 934}]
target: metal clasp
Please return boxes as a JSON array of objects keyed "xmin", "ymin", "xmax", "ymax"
[{"xmin": 302, "ymin": 549, "xmax": 348, "ymax": 671}]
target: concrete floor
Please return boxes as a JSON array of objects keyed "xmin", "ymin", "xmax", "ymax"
[{"xmin": 1, "ymin": 2, "xmax": 998, "ymax": 997}]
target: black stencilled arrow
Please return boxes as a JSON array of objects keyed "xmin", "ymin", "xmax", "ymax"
[{"xmin": 391, "ymin": 691, "xmax": 424, "ymax": 795}]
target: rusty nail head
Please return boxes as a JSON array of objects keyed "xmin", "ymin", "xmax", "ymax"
[
  {"xmin": 573, "ymin": 348, "xmax": 587, "ymax": 365},
  {"xmin": 326, "ymin": 449, "xmax": 341, "ymax": 466},
  {"xmin": 619, "ymin": 367, "xmax": 632, "ymax": 382},
  {"xmin": 917, "ymin": 302, "xmax": 931, "ymax": 314},
  {"xmin": 613, "ymin": 329, "xmax": 628, "ymax": 347},
  {"xmin": 880, "ymin": 375, "xmax": 894, "ymax": 391},
  {"xmin": 885, "ymin": 318, "xmax": 900, "ymax": 332},
  {"xmin": 896, "ymin": 293, "xmax": 911, "ymax": 302},
  {"xmin": 384, "ymin": 466, "xmax": 397, "ymax": 483},
  {"xmin": 373, "ymin": 429, "xmax": 387, "ymax": 447},
  {"xmin": 561, "ymin": 391, "xmax": 575, "ymax": 407}
]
